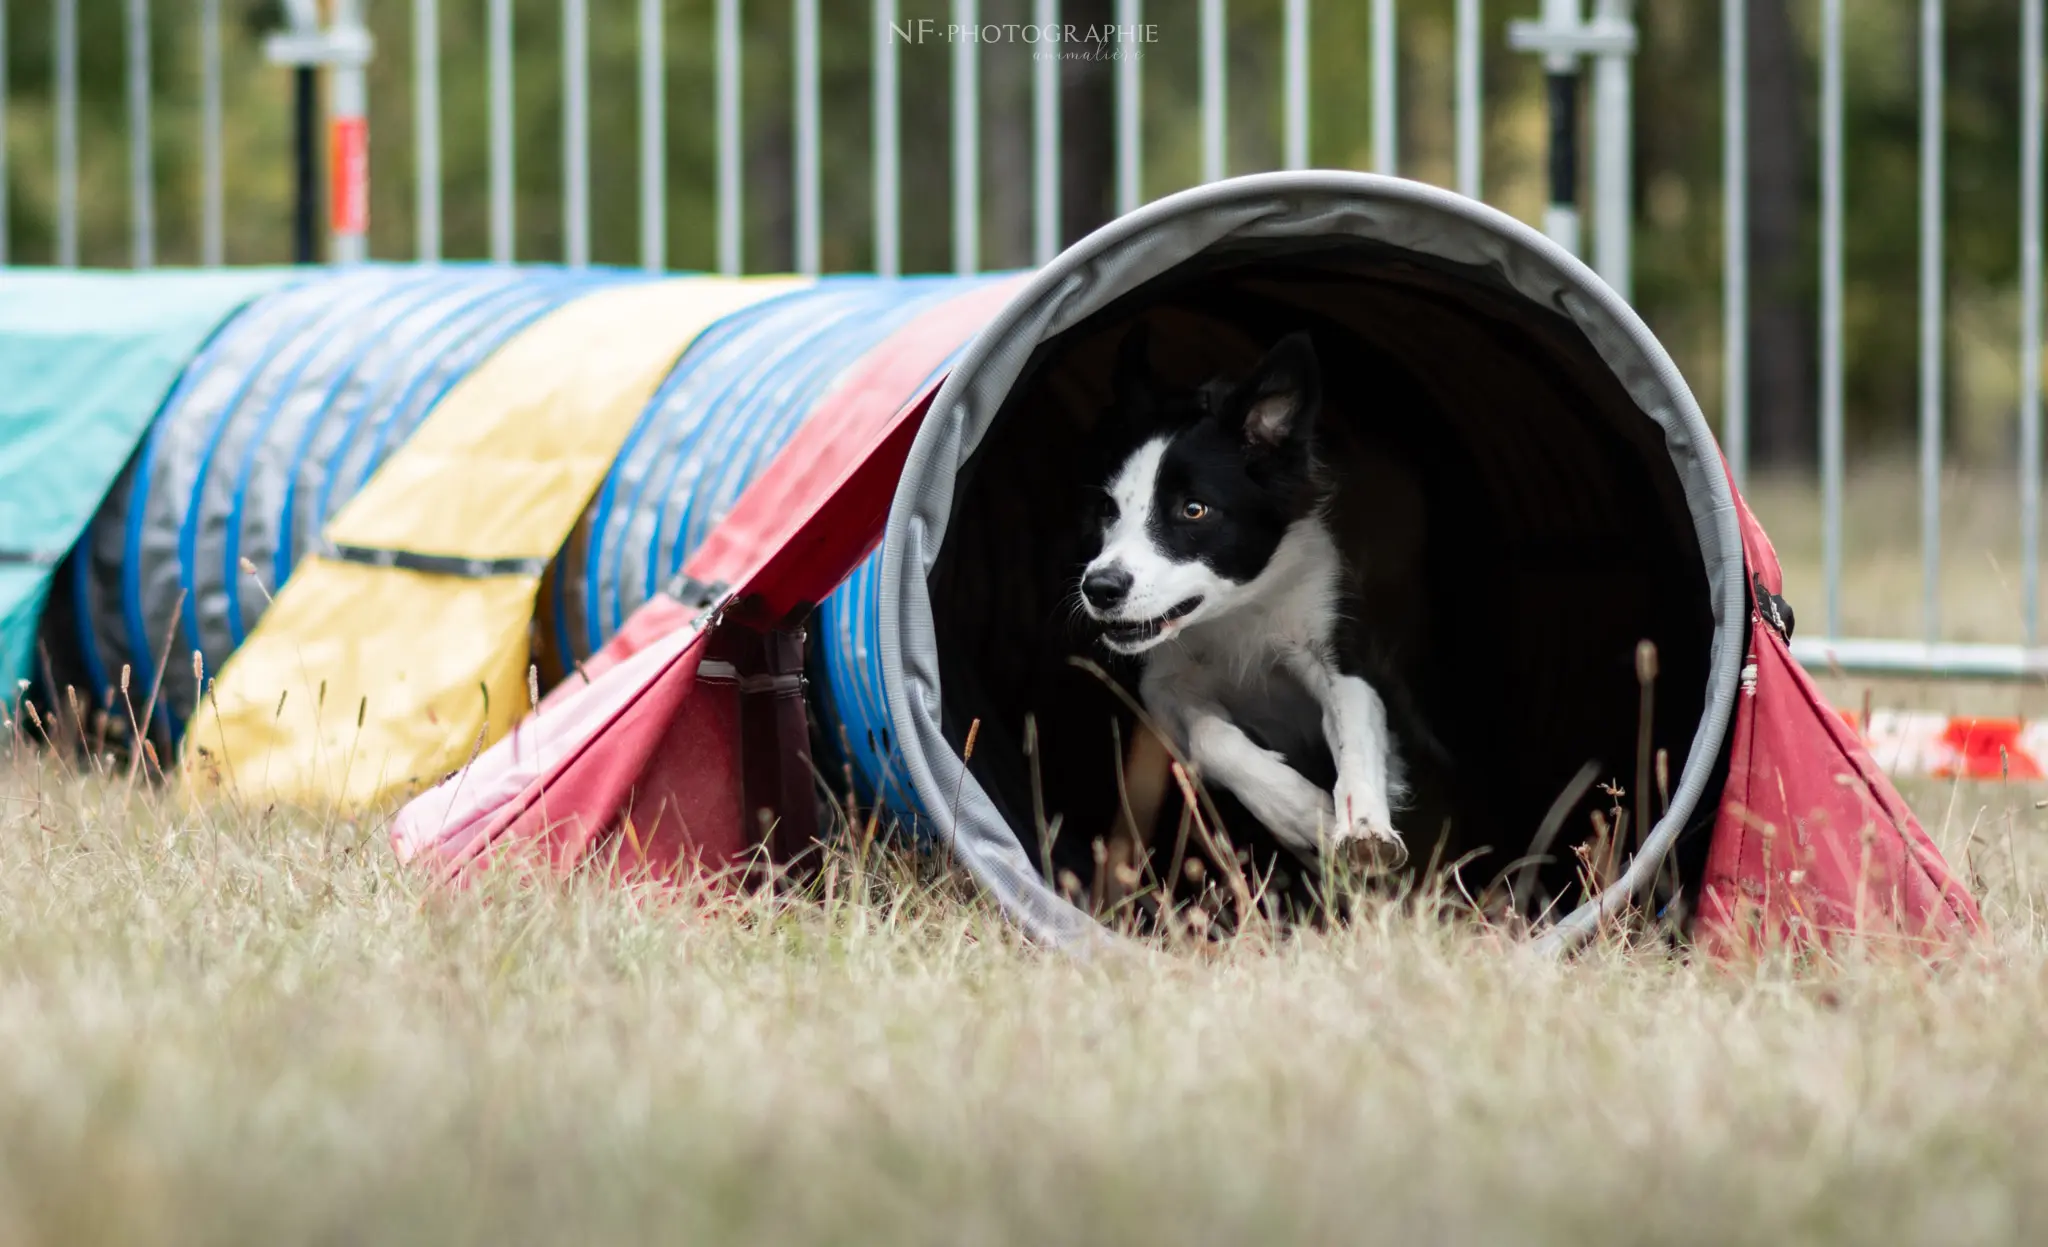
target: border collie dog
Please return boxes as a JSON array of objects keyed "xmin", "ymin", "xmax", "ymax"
[{"xmin": 1079, "ymin": 325, "xmax": 1410, "ymax": 872}]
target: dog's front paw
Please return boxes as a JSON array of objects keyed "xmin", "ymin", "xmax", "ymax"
[
  {"xmin": 1329, "ymin": 822, "xmax": 1408, "ymax": 875},
  {"xmin": 1328, "ymin": 786, "xmax": 1408, "ymax": 875}
]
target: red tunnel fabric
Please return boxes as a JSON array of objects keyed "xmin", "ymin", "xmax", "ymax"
[
  {"xmin": 390, "ymin": 278, "xmax": 1025, "ymax": 883},
  {"xmin": 1693, "ymin": 470, "xmax": 1985, "ymax": 955}
]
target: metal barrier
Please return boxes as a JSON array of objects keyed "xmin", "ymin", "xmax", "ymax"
[
  {"xmin": 1749, "ymin": 0, "xmax": 2047, "ymax": 679},
  {"xmin": 14, "ymin": 2, "xmax": 1635, "ymax": 278},
  {"xmin": 4, "ymin": 0, "xmax": 2046, "ymax": 678}
]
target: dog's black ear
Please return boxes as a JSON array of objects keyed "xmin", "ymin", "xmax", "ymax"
[
  {"xmin": 1111, "ymin": 322, "xmax": 1157, "ymax": 421},
  {"xmin": 1234, "ymin": 332, "xmax": 1320, "ymax": 450}
]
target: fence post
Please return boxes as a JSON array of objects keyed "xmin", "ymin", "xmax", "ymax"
[
  {"xmin": 1918, "ymin": 0, "xmax": 1945, "ymax": 645},
  {"xmin": 1723, "ymin": 0, "xmax": 1747, "ymax": 484},
  {"xmin": 55, "ymin": 0, "xmax": 78, "ymax": 267},
  {"xmin": 1591, "ymin": 0, "xmax": 1631, "ymax": 300},
  {"xmin": 1284, "ymin": 0, "xmax": 1308, "ymax": 171},
  {"xmin": 640, "ymin": 0, "xmax": 664, "ymax": 273},
  {"xmin": 563, "ymin": 0, "xmax": 589, "ymax": 267},
  {"xmin": 873, "ymin": 0, "xmax": 899, "ymax": 277},
  {"xmin": 953, "ymin": 0, "xmax": 980, "ymax": 273},
  {"xmin": 1372, "ymin": 0, "xmax": 1395, "ymax": 175},
  {"xmin": 1202, "ymin": 0, "xmax": 1226, "ymax": 183},
  {"xmin": 1454, "ymin": 0, "xmax": 1481, "ymax": 199},
  {"xmin": 795, "ymin": 0, "xmax": 821, "ymax": 276},
  {"xmin": 1033, "ymin": 0, "xmax": 1061, "ymax": 265},
  {"xmin": 717, "ymin": 0, "xmax": 742, "ymax": 275},
  {"xmin": 1820, "ymin": 0, "xmax": 1845, "ymax": 640},
  {"xmin": 2026, "ymin": 0, "xmax": 2044, "ymax": 646},
  {"xmin": 1115, "ymin": 0, "xmax": 1142, "ymax": 215}
]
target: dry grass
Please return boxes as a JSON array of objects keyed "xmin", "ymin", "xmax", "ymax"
[
  {"xmin": 0, "ymin": 741, "xmax": 2040, "ymax": 1246},
  {"xmin": 3, "ymin": 469, "xmax": 2045, "ymax": 1244}
]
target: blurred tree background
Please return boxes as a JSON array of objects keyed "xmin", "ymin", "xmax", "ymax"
[{"xmin": 0, "ymin": 0, "xmax": 2039, "ymax": 468}]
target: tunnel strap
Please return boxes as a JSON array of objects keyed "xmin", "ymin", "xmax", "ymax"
[
  {"xmin": 1753, "ymin": 572, "xmax": 1796, "ymax": 642},
  {"xmin": 322, "ymin": 541, "xmax": 551, "ymax": 580},
  {"xmin": 662, "ymin": 571, "xmax": 731, "ymax": 610}
]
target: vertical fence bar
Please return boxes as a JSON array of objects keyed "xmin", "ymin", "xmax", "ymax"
[
  {"xmin": 1820, "ymin": 0, "xmax": 1845, "ymax": 639},
  {"xmin": 201, "ymin": 0, "xmax": 224, "ymax": 264},
  {"xmin": 873, "ymin": 0, "xmax": 899, "ymax": 277},
  {"xmin": 415, "ymin": 0, "xmax": 442, "ymax": 262},
  {"xmin": 563, "ymin": 0, "xmax": 589, "ymax": 266},
  {"xmin": 1591, "ymin": 0, "xmax": 1630, "ymax": 300},
  {"xmin": 795, "ymin": 0, "xmax": 820, "ymax": 275},
  {"xmin": 1723, "ymin": 0, "xmax": 1747, "ymax": 484},
  {"xmin": 1918, "ymin": 0, "xmax": 1943, "ymax": 643},
  {"xmin": 716, "ymin": 0, "xmax": 741, "ymax": 275},
  {"xmin": 56, "ymin": 0, "xmax": 78, "ymax": 267},
  {"xmin": 330, "ymin": 0, "xmax": 369, "ymax": 263},
  {"xmin": 488, "ymin": 0, "xmax": 514, "ymax": 263},
  {"xmin": 1283, "ymin": 0, "xmax": 1307, "ymax": 170},
  {"xmin": 127, "ymin": 0, "xmax": 153, "ymax": 267},
  {"xmin": 639, "ymin": 0, "xmax": 664, "ymax": 272},
  {"xmin": 952, "ymin": 0, "xmax": 979, "ymax": 274},
  {"xmin": 1115, "ymin": 0, "xmax": 1141, "ymax": 214},
  {"xmin": 1033, "ymin": 0, "xmax": 1060, "ymax": 264},
  {"xmin": 1201, "ymin": 0, "xmax": 1225, "ymax": 182},
  {"xmin": 2024, "ymin": 0, "xmax": 2043, "ymax": 645},
  {"xmin": 1372, "ymin": 0, "xmax": 1396, "ymax": 175},
  {"xmin": 1455, "ymin": 0, "xmax": 1480, "ymax": 198}
]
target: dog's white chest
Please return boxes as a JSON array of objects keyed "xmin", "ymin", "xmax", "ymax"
[{"xmin": 1150, "ymin": 636, "xmax": 1326, "ymax": 759}]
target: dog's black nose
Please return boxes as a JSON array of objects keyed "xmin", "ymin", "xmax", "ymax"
[{"xmin": 1081, "ymin": 566, "xmax": 1132, "ymax": 610}]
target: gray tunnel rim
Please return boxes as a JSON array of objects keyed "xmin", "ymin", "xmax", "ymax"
[{"xmin": 876, "ymin": 170, "xmax": 1746, "ymax": 955}]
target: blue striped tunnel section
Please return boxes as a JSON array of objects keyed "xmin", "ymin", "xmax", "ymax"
[{"xmin": 60, "ymin": 264, "xmax": 638, "ymax": 733}]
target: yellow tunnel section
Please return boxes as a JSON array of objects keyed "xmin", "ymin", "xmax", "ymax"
[{"xmin": 183, "ymin": 276, "xmax": 807, "ymax": 807}]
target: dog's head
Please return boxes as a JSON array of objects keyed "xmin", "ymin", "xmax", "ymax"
[{"xmin": 1078, "ymin": 325, "xmax": 1326, "ymax": 655}]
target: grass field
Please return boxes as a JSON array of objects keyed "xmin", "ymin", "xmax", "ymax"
[
  {"xmin": 2, "ymin": 468, "xmax": 2045, "ymax": 1246},
  {"xmin": 0, "ymin": 758, "xmax": 2039, "ymax": 1246}
]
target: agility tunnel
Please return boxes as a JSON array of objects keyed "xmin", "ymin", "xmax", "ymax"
[
  {"xmin": 6, "ymin": 172, "xmax": 1982, "ymax": 956},
  {"xmin": 389, "ymin": 172, "xmax": 1980, "ymax": 956}
]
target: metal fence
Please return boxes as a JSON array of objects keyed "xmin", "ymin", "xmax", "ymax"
[
  {"xmin": 2, "ymin": 0, "xmax": 2045, "ymax": 679},
  {"xmin": 1754, "ymin": 0, "xmax": 2046, "ymax": 681}
]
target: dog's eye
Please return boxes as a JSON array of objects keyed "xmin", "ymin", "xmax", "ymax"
[
  {"xmin": 1180, "ymin": 500, "xmax": 1210, "ymax": 521},
  {"xmin": 1098, "ymin": 495, "xmax": 1118, "ymax": 522}
]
